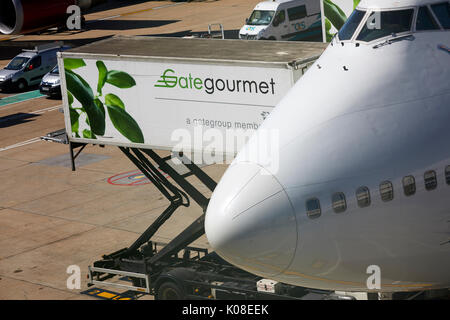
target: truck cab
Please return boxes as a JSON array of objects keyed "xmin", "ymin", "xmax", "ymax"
[
  {"xmin": 239, "ymin": 0, "xmax": 322, "ymax": 41},
  {"xmin": 0, "ymin": 43, "xmax": 70, "ymax": 92}
]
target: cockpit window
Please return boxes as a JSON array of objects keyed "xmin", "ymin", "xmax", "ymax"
[
  {"xmin": 247, "ymin": 10, "xmax": 275, "ymax": 26},
  {"xmin": 431, "ymin": 2, "xmax": 450, "ymax": 29},
  {"xmin": 416, "ymin": 6, "xmax": 440, "ymax": 30},
  {"xmin": 338, "ymin": 9, "xmax": 366, "ymax": 40},
  {"xmin": 356, "ymin": 9, "xmax": 414, "ymax": 42}
]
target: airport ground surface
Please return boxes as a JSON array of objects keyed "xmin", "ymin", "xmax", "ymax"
[{"xmin": 0, "ymin": 0, "xmax": 257, "ymax": 300}]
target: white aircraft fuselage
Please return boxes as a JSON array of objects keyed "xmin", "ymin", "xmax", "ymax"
[{"xmin": 205, "ymin": 0, "xmax": 450, "ymax": 292}]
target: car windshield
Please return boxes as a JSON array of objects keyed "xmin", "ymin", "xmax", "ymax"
[
  {"xmin": 5, "ymin": 56, "xmax": 30, "ymax": 70},
  {"xmin": 50, "ymin": 66, "xmax": 59, "ymax": 75},
  {"xmin": 247, "ymin": 10, "xmax": 275, "ymax": 26}
]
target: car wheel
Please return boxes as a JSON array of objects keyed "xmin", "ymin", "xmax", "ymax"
[{"xmin": 17, "ymin": 79, "xmax": 27, "ymax": 91}]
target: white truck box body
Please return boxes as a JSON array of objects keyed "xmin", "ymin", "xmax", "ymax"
[{"xmin": 59, "ymin": 36, "xmax": 327, "ymax": 156}]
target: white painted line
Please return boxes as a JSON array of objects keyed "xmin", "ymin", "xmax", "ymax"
[
  {"xmin": 33, "ymin": 105, "xmax": 62, "ymax": 114},
  {"xmin": 86, "ymin": 2, "xmax": 185, "ymax": 24},
  {"xmin": 0, "ymin": 137, "xmax": 41, "ymax": 152}
]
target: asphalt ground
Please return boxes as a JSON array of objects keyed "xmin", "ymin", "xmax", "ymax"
[{"xmin": 0, "ymin": 0, "xmax": 258, "ymax": 300}]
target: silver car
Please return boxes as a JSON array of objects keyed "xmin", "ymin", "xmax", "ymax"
[{"xmin": 39, "ymin": 66, "xmax": 61, "ymax": 97}]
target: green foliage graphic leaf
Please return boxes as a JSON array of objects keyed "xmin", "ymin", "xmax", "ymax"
[
  {"xmin": 96, "ymin": 61, "xmax": 108, "ymax": 95},
  {"xmin": 106, "ymin": 70, "xmax": 136, "ymax": 89},
  {"xmin": 69, "ymin": 107, "xmax": 80, "ymax": 134},
  {"xmin": 107, "ymin": 105, "xmax": 144, "ymax": 143},
  {"xmin": 83, "ymin": 129, "xmax": 96, "ymax": 139},
  {"xmin": 105, "ymin": 93, "xmax": 125, "ymax": 110},
  {"xmin": 94, "ymin": 98, "xmax": 106, "ymax": 118},
  {"xmin": 65, "ymin": 69, "xmax": 105, "ymax": 136},
  {"xmin": 323, "ymin": 0, "xmax": 347, "ymax": 31},
  {"xmin": 67, "ymin": 91, "xmax": 74, "ymax": 106},
  {"xmin": 64, "ymin": 58, "xmax": 86, "ymax": 70}
]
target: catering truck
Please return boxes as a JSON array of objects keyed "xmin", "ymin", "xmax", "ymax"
[
  {"xmin": 56, "ymin": 36, "xmax": 338, "ymax": 300},
  {"xmin": 59, "ymin": 36, "xmax": 327, "ymax": 158},
  {"xmin": 239, "ymin": 0, "xmax": 360, "ymax": 42}
]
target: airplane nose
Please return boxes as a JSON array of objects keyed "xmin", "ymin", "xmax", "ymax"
[{"xmin": 205, "ymin": 162, "xmax": 297, "ymax": 278}]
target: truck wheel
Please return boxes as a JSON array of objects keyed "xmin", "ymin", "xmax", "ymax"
[{"xmin": 156, "ymin": 281, "xmax": 185, "ymax": 300}]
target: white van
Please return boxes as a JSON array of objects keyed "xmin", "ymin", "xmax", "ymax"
[
  {"xmin": 239, "ymin": 0, "xmax": 322, "ymax": 41},
  {"xmin": 0, "ymin": 43, "xmax": 70, "ymax": 92}
]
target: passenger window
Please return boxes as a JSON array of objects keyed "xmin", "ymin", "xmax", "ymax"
[
  {"xmin": 424, "ymin": 170, "xmax": 437, "ymax": 190},
  {"xmin": 446, "ymin": 166, "xmax": 450, "ymax": 185},
  {"xmin": 287, "ymin": 5, "xmax": 307, "ymax": 21},
  {"xmin": 273, "ymin": 10, "xmax": 286, "ymax": 27},
  {"xmin": 379, "ymin": 181, "xmax": 394, "ymax": 202},
  {"xmin": 403, "ymin": 176, "xmax": 416, "ymax": 196},
  {"xmin": 356, "ymin": 186, "xmax": 371, "ymax": 208},
  {"xmin": 338, "ymin": 9, "xmax": 366, "ymax": 40},
  {"xmin": 28, "ymin": 56, "xmax": 42, "ymax": 70},
  {"xmin": 431, "ymin": 2, "xmax": 450, "ymax": 29},
  {"xmin": 416, "ymin": 6, "xmax": 440, "ymax": 30},
  {"xmin": 306, "ymin": 198, "xmax": 321, "ymax": 219},
  {"xmin": 332, "ymin": 192, "xmax": 347, "ymax": 213},
  {"xmin": 357, "ymin": 9, "xmax": 414, "ymax": 42}
]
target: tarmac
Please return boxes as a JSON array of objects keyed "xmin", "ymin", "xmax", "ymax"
[{"xmin": 0, "ymin": 0, "xmax": 259, "ymax": 300}]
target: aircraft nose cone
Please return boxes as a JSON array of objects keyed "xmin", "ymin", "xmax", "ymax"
[{"xmin": 205, "ymin": 162, "xmax": 297, "ymax": 278}]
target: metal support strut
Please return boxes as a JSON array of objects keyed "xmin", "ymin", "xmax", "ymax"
[{"xmin": 103, "ymin": 147, "xmax": 215, "ymax": 261}]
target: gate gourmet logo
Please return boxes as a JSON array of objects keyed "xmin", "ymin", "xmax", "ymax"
[{"xmin": 155, "ymin": 68, "xmax": 276, "ymax": 95}]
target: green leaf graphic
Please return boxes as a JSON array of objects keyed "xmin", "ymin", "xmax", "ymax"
[
  {"xmin": 106, "ymin": 70, "xmax": 136, "ymax": 89},
  {"xmin": 94, "ymin": 98, "xmax": 105, "ymax": 118},
  {"xmin": 107, "ymin": 105, "xmax": 144, "ymax": 143},
  {"xmin": 324, "ymin": 0, "xmax": 347, "ymax": 31},
  {"xmin": 67, "ymin": 91, "xmax": 74, "ymax": 106},
  {"xmin": 65, "ymin": 69, "xmax": 105, "ymax": 136},
  {"xmin": 64, "ymin": 58, "xmax": 86, "ymax": 70},
  {"xmin": 96, "ymin": 61, "xmax": 108, "ymax": 95},
  {"xmin": 105, "ymin": 93, "xmax": 125, "ymax": 110},
  {"xmin": 69, "ymin": 107, "xmax": 80, "ymax": 134},
  {"xmin": 83, "ymin": 129, "xmax": 97, "ymax": 139}
]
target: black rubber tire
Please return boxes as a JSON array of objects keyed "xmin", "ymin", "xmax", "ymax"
[
  {"xmin": 17, "ymin": 79, "xmax": 27, "ymax": 91},
  {"xmin": 156, "ymin": 281, "xmax": 185, "ymax": 300}
]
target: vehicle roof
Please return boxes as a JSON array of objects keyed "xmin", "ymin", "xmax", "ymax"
[
  {"xmin": 16, "ymin": 52, "xmax": 36, "ymax": 58},
  {"xmin": 358, "ymin": 0, "xmax": 447, "ymax": 9},
  {"xmin": 17, "ymin": 45, "xmax": 70, "ymax": 59},
  {"xmin": 255, "ymin": 0, "xmax": 299, "ymax": 10},
  {"xmin": 65, "ymin": 36, "xmax": 328, "ymax": 64}
]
